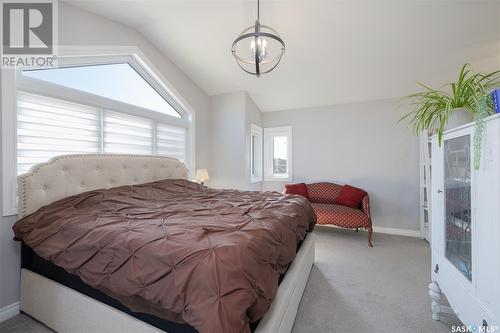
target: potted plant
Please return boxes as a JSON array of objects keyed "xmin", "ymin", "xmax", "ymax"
[{"xmin": 401, "ymin": 63, "xmax": 500, "ymax": 145}]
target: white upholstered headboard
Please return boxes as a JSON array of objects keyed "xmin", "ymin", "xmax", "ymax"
[{"xmin": 17, "ymin": 154, "xmax": 189, "ymax": 218}]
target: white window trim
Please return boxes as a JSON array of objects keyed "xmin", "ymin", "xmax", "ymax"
[
  {"xmin": 264, "ymin": 126, "xmax": 293, "ymax": 182},
  {"xmin": 2, "ymin": 46, "xmax": 196, "ymax": 216},
  {"xmin": 250, "ymin": 124, "xmax": 263, "ymax": 184}
]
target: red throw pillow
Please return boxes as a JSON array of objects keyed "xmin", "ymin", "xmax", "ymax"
[
  {"xmin": 284, "ymin": 183, "xmax": 310, "ymax": 200},
  {"xmin": 334, "ymin": 185, "xmax": 367, "ymax": 208}
]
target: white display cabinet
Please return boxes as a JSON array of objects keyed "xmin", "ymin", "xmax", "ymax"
[{"xmin": 429, "ymin": 114, "xmax": 500, "ymax": 329}]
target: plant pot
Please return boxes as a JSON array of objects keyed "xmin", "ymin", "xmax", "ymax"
[{"xmin": 445, "ymin": 108, "xmax": 473, "ymax": 131}]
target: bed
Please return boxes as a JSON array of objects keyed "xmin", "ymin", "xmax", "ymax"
[{"xmin": 13, "ymin": 154, "xmax": 316, "ymax": 333}]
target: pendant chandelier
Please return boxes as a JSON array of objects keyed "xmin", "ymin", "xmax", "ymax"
[{"xmin": 231, "ymin": 0, "xmax": 285, "ymax": 77}]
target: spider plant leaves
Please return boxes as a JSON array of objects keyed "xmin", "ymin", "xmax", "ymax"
[
  {"xmin": 473, "ymin": 95, "xmax": 489, "ymax": 170},
  {"xmin": 401, "ymin": 63, "xmax": 500, "ymax": 145}
]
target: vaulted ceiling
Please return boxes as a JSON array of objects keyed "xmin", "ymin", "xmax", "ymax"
[{"xmin": 65, "ymin": 1, "xmax": 500, "ymax": 111}]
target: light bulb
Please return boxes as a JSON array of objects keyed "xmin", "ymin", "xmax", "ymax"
[
  {"xmin": 261, "ymin": 38, "xmax": 267, "ymax": 59},
  {"xmin": 249, "ymin": 37, "xmax": 267, "ymax": 62}
]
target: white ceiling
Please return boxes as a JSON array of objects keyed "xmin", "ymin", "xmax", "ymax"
[{"xmin": 65, "ymin": 1, "xmax": 500, "ymax": 111}]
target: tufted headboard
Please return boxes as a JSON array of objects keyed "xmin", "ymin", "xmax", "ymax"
[{"xmin": 17, "ymin": 154, "xmax": 189, "ymax": 218}]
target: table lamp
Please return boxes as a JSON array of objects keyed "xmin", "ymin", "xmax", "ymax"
[{"xmin": 195, "ymin": 169, "xmax": 209, "ymax": 186}]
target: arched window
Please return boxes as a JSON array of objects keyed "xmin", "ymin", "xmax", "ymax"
[{"xmin": 2, "ymin": 49, "xmax": 193, "ymax": 215}]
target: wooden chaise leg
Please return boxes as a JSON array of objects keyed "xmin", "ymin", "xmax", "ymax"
[
  {"xmin": 367, "ymin": 227, "xmax": 373, "ymax": 247},
  {"xmin": 356, "ymin": 228, "xmax": 359, "ymax": 232}
]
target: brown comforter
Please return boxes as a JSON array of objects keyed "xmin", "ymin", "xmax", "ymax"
[{"xmin": 13, "ymin": 179, "xmax": 316, "ymax": 333}]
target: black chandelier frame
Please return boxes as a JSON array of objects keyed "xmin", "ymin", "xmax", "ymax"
[{"xmin": 231, "ymin": 0, "xmax": 285, "ymax": 76}]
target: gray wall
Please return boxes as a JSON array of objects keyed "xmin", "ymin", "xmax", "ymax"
[
  {"xmin": 0, "ymin": 65, "xmax": 22, "ymax": 311},
  {"xmin": 0, "ymin": 66, "xmax": 20, "ymax": 307},
  {"xmin": 262, "ymin": 98, "xmax": 420, "ymax": 231},
  {"xmin": 208, "ymin": 94, "xmax": 420, "ymax": 231},
  {"xmin": 209, "ymin": 92, "xmax": 247, "ymax": 189},
  {"xmin": 208, "ymin": 91, "xmax": 263, "ymax": 191},
  {"xmin": 0, "ymin": 2, "xmax": 211, "ymax": 309}
]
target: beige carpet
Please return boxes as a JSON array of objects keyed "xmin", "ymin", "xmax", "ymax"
[
  {"xmin": 0, "ymin": 227, "xmax": 461, "ymax": 333},
  {"xmin": 292, "ymin": 226, "xmax": 462, "ymax": 333}
]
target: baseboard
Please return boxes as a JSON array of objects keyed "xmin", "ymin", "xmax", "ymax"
[
  {"xmin": 0, "ymin": 302, "xmax": 20, "ymax": 322},
  {"xmin": 372, "ymin": 226, "xmax": 421, "ymax": 238},
  {"xmin": 318, "ymin": 224, "xmax": 421, "ymax": 238}
]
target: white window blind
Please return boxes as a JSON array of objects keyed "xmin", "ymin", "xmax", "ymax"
[
  {"xmin": 17, "ymin": 93, "xmax": 100, "ymax": 174},
  {"xmin": 103, "ymin": 111, "xmax": 153, "ymax": 155},
  {"xmin": 16, "ymin": 93, "xmax": 187, "ymax": 175},
  {"xmin": 156, "ymin": 123, "xmax": 186, "ymax": 162}
]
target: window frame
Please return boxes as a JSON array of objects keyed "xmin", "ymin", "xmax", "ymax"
[
  {"xmin": 250, "ymin": 123, "xmax": 263, "ymax": 184},
  {"xmin": 263, "ymin": 126, "xmax": 293, "ymax": 182},
  {"xmin": 2, "ymin": 46, "xmax": 196, "ymax": 216}
]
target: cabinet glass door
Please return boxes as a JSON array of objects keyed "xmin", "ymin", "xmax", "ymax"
[{"xmin": 444, "ymin": 135, "xmax": 472, "ymax": 281}]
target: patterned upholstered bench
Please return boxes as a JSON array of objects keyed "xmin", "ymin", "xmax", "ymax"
[{"xmin": 306, "ymin": 182, "xmax": 373, "ymax": 247}]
